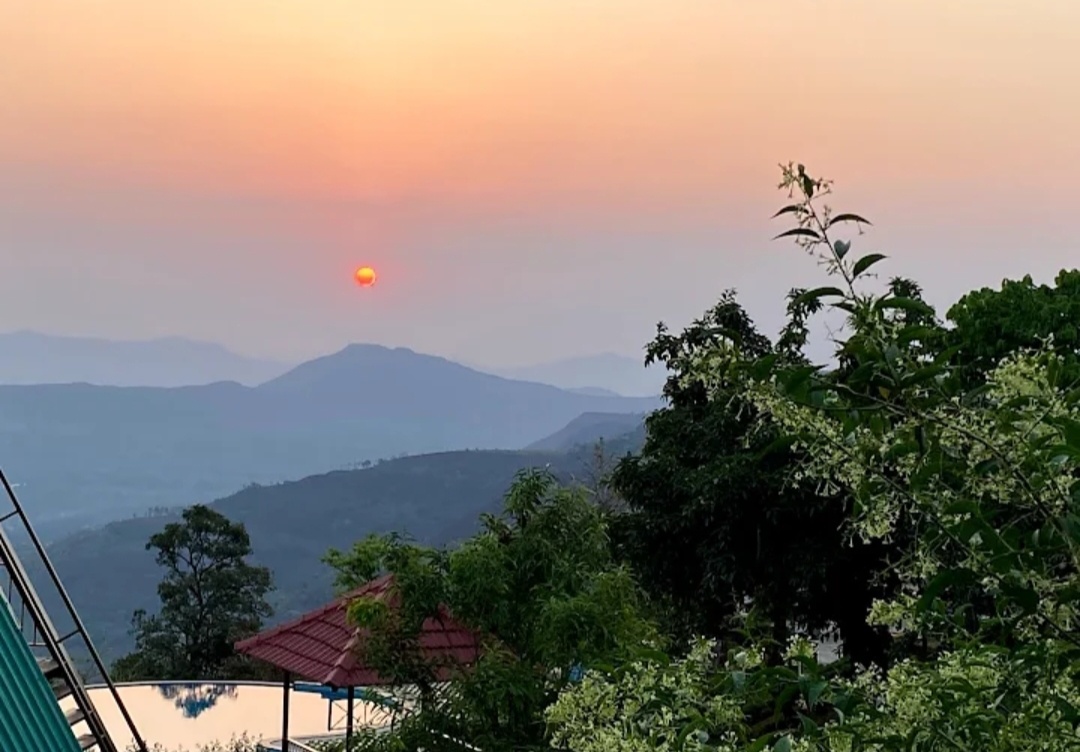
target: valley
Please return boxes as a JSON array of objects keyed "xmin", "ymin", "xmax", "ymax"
[
  {"xmin": 0, "ymin": 343, "xmax": 659, "ymax": 537},
  {"xmin": 30, "ymin": 420, "xmax": 645, "ymax": 662}
]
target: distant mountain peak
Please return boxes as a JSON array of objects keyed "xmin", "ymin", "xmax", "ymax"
[
  {"xmin": 339, "ymin": 342, "xmax": 413, "ymax": 354},
  {"xmin": 479, "ymin": 352, "xmax": 665, "ymax": 398},
  {"xmin": 0, "ymin": 331, "xmax": 291, "ymax": 387}
]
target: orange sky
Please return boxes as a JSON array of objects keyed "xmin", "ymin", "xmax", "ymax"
[{"xmin": 2, "ymin": 0, "xmax": 1079, "ymax": 363}]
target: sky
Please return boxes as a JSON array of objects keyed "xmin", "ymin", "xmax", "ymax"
[{"xmin": 2, "ymin": 0, "xmax": 1079, "ymax": 367}]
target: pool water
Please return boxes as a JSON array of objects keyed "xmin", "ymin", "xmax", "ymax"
[{"xmin": 61, "ymin": 681, "xmax": 394, "ymax": 750}]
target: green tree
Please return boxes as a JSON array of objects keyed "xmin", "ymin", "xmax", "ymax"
[
  {"xmin": 945, "ymin": 269, "xmax": 1080, "ymax": 387},
  {"xmin": 549, "ymin": 164, "xmax": 1080, "ymax": 751},
  {"xmin": 609, "ymin": 292, "xmax": 899, "ymax": 665},
  {"xmin": 112, "ymin": 505, "xmax": 274, "ymax": 681},
  {"xmin": 322, "ymin": 469, "xmax": 655, "ymax": 752}
]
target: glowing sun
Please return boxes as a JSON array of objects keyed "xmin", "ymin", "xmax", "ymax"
[{"xmin": 354, "ymin": 266, "xmax": 377, "ymax": 287}]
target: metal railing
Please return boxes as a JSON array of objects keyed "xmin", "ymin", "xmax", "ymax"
[{"xmin": 0, "ymin": 468, "xmax": 148, "ymax": 752}]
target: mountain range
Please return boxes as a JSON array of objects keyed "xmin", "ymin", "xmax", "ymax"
[
  {"xmin": 0, "ymin": 331, "xmax": 290, "ymax": 387},
  {"xmin": 0, "ymin": 343, "xmax": 660, "ymax": 536},
  {"xmin": 35, "ymin": 421, "xmax": 647, "ymax": 661},
  {"xmin": 0, "ymin": 332, "xmax": 667, "ymax": 399},
  {"xmin": 484, "ymin": 353, "xmax": 666, "ymax": 397},
  {"xmin": 524, "ymin": 411, "xmax": 646, "ymax": 451}
]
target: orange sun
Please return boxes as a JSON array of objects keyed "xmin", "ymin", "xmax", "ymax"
[{"xmin": 354, "ymin": 266, "xmax": 377, "ymax": 287}]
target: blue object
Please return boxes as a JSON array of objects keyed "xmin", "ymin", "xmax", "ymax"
[{"xmin": 292, "ymin": 682, "xmax": 401, "ymax": 709}]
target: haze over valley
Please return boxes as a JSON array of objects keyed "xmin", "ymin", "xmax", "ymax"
[
  {"xmin": 0, "ymin": 338, "xmax": 660, "ymax": 538},
  {"xmin": 3, "ymin": 331, "xmax": 657, "ymax": 661}
]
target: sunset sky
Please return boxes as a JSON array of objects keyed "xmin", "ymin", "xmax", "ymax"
[{"xmin": 2, "ymin": 0, "xmax": 1079, "ymax": 366}]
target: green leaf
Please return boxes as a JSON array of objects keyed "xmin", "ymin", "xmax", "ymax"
[
  {"xmin": 899, "ymin": 365, "xmax": 946, "ymax": 389},
  {"xmin": 773, "ymin": 736, "xmax": 793, "ymax": 752},
  {"xmin": 882, "ymin": 439, "xmax": 920, "ymax": 461},
  {"xmin": 750, "ymin": 353, "xmax": 779, "ymax": 380},
  {"xmin": 851, "ymin": 252, "xmax": 887, "ymax": 278},
  {"xmin": 917, "ymin": 568, "xmax": 979, "ymax": 612},
  {"xmin": 774, "ymin": 683, "xmax": 800, "ymax": 715},
  {"xmin": 933, "ymin": 344, "xmax": 962, "ymax": 365},
  {"xmin": 794, "ymin": 286, "xmax": 845, "ymax": 305},
  {"xmin": 896, "ymin": 325, "xmax": 941, "ymax": 346},
  {"xmin": 773, "ymin": 228, "xmax": 821, "ymax": 241},
  {"xmin": 833, "ymin": 239, "xmax": 851, "ymax": 258},
  {"xmin": 955, "ymin": 515, "xmax": 1010, "ymax": 557},
  {"xmin": 826, "ymin": 212, "xmax": 872, "ymax": 228},
  {"xmin": 798, "ymin": 712, "xmax": 820, "ymax": 735},
  {"xmin": 1052, "ymin": 696, "xmax": 1080, "ymax": 725},
  {"xmin": 633, "ymin": 647, "xmax": 671, "ymax": 666},
  {"xmin": 1064, "ymin": 386, "xmax": 1080, "ymax": 405},
  {"xmin": 843, "ymin": 362, "xmax": 878, "ymax": 389},
  {"xmin": 807, "ymin": 679, "xmax": 828, "ymax": 709},
  {"xmin": 1000, "ymin": 580, "xmax": 1039, "ymax": 615},
  {"xmin": 675, "ymin": 715, "xmax": 706, "ymax": 747},
  {"xmin": 746, "ymin": 737, "xmax": 771, "ymax": 752},
  {"xmin": 757, "ymin": 434, "xmax": 799, "ymax": 459},
  {"xmin": 877, "ymin": 297, "xmax": 935, "ymax": 317},
  {"xmin": 1053, "ymin": 416, "xmax": 1080, "ymax": 450},
  {"xmin": 779, "ymin": 364, "xmax": 824, "ymax": 393},
  {"xmin": 771, "ymin": 204, "xmax": 803, "ymax": 219}
]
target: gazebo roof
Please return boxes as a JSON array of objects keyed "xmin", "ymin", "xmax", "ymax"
[{"xmin": 234, "ymin": 574, "xmax": 481, "ymax": 688}]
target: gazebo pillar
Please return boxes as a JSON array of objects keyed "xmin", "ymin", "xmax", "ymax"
[
  {"xmin": 281, "ymin": 670, "xmax": 291, "ymax": 749},
  {"xmin": 346, "ymin": 686, "xmax": 355, "ymax": 747}
]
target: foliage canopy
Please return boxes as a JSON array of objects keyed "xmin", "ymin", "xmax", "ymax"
[
  {"xmin": 322, "ymin": 469, "xmax": 655, "ymax": 751},
  {"xmin": 548, "ymin": 164, "xmax": 1080, "ymax": 751},
  {"xmin": 112, "ymin": 504, "xmax": 274, "ymax": 681}
]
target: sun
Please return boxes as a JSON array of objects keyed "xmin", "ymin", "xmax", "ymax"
[{"xmin": 354, "ymin": 266, "xmax": 377, "ymax": 287}]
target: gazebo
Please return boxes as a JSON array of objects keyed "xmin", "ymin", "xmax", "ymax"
[{"xmin": 235, "ymin": 574, "xmax": 481, "ymax": 750}]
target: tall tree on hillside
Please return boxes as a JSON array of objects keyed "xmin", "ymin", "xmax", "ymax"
[{"xmin": 112, "ymin": 505, "xmax": 274, "ymax": 681}]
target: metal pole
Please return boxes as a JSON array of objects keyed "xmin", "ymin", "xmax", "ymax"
[
  {"xmin": 346, "ymin": 686, "xmax": 355, "ymax": 750},
  {"xmin": 281, "ymin": 671, "xmax": 291, "ymax": 750}
]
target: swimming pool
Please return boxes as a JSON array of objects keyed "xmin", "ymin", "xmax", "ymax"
[{"xmin": 59, "ymin": 680, "xmax": 396, "ymax": 750}]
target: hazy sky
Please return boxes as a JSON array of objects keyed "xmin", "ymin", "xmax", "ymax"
[{"xmin": 2, "ymin": 1, "xmax": 1079, "ymax": 366}]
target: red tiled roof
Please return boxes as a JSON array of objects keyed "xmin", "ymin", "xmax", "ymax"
[{"xmin": 234, "ymin": 574, "xmax": 481, "ymax": 687}]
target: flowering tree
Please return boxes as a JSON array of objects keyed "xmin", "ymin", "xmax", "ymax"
[{"xmin": 547, "ymin": 165, "xmax": 1080, "ymax": 751}]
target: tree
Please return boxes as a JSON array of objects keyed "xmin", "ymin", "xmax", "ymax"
[
  {"xmin": 322, "ymin": 469, "xmax": 655, "ymax": 752},
  {"xmin": 945, "ymin": 269, "xmax": 1080, "ymax": 387},
  {"xmin": 608, "ymin": 290, "xmax": 898, "ymax": 666},
  {"xmin": 112, "ymin": 505, "xmax": 274, "ymax": 681},
  {"xmin": 576, "ymin": 438, "xmax": 627, "ymax": 513},
  {"xmin": 549, "ymin": 164, "xmax": 1080, "ymax": 751}
]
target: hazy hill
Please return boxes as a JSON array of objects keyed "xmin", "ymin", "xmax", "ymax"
[
  {"xmin": 38, "ymin": 442, "xmax": 645, "ymax": 661},
  {"xmin": 526, "ymin": 411, "xmax": 646, "ymax": 452},
  {"xmin": 0, "ymin": 331, "xmax": 290, "ymax": 387},
  {"xmin": 0, "ymin": 344, "xmax": 661, "ymax": 533},
  {"xmin": 484, "ymin": 353, "xmax": 666, "ymax": 397},
  {"xmin": 566, "ymin": 387, "xmax": 622, "ymax": 397}
]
